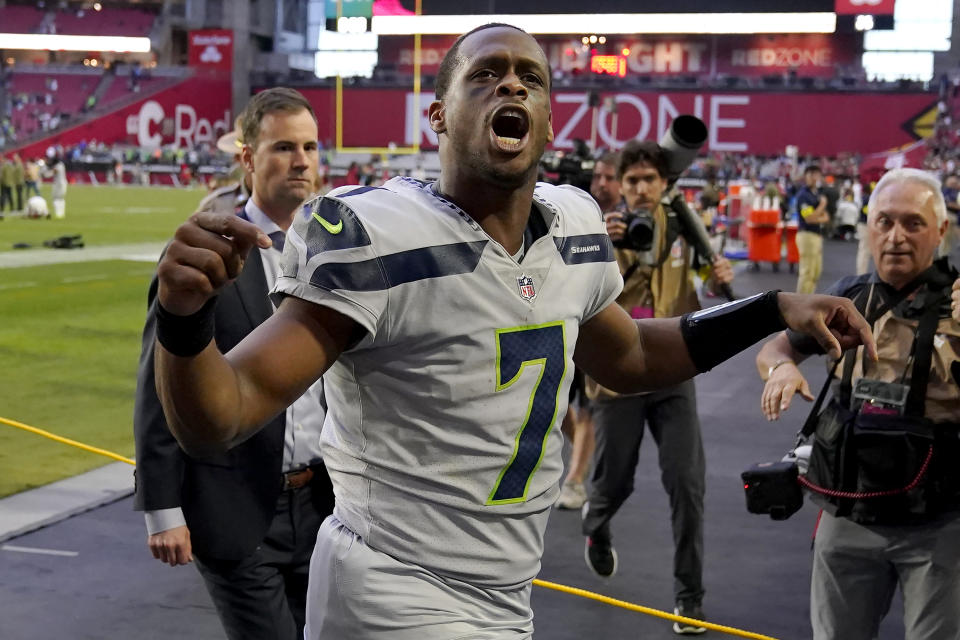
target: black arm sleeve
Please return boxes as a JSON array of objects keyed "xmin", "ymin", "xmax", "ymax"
[{"xmin": 680, "ymin": 290, "xmax": 787, "ymax": 372}]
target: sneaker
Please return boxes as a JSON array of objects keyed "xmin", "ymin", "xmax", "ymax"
[
  {"xmin": 672, "ymin": 602, "xmax": 707, "ymax": 635},
  {"xmin": 584, "ymin": 537, "xmax": 618, "ymax": 578},
  {"xmin": 557, "ymin": 481, "xmax": 587, "ymax": 510}
]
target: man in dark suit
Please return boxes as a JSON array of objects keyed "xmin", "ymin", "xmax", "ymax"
[{"xmin": 133, "ymin": 88, "xmax": 334, "ymax": 640}]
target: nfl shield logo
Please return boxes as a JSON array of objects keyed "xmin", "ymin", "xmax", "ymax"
[{"xmin": 517, "ymin": 275, "xmax": 537, "ymax": 301}]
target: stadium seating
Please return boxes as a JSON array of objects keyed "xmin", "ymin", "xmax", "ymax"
[
  {"xmin": 7, "ymin": 73, "xmax": 98, "ymax": 137},
  {"xmin": 98, "ymin": 73, "xmax": 167, "ymax": 107},
  {"xmin": 0, "ymin": 5, "xmax": 43, "ymax": 33},
  {"xmin": 52, "ymin": 7, "xmax": 157, "ymax": 37},
  {"xmin": 0, "ymin": 4, "xmax": 156, "ymax": 37}
]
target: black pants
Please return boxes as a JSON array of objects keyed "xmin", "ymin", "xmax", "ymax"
[
  {"xmin": 0, "ymin": 185, "xmax": 12, "ymax": 212},
  {"xmin": 14, "ymin": 185, "xmax": 23, "ymax": 211},
  {"xmin": 583, "ymin": 380, "xmax": 706, "ymax": 605},
  {"xmin": 194, "ymin": 482, "xmax": 331, "ymax": 640}
]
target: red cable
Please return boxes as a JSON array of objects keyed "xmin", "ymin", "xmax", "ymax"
[{"xmin": 797, "ymin": 446, "xmax": 934, "ymax": 499}]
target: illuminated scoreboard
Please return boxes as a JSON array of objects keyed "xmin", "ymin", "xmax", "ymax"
[{"xmin": 590, "ymin": 53, "xmax": 627, "ymax": 77}]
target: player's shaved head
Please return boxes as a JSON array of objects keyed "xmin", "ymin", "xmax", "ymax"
[{"xmin": 435, "ymin": 23, "xmax": 550, "ymax": 100}]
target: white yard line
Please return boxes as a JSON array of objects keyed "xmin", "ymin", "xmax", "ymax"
[
  {"xmin": 0, "ymin": 281, "xmax": 38, "ymax": 290},
  {"xmin": 0, "ymin": 242, "xmax": 165, "ymax": 269},
  {"xmin": 1, "ymin": 544, "xmax": 78, "ymax": 557},
  {"xmin": 61, "ymin": 274, "xmax": 109, "ymax": 284}
]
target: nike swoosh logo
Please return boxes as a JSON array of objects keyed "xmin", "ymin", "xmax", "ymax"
[{"xmin": 312, "ymin": 212, "xmax": 343, "ymax": 234}]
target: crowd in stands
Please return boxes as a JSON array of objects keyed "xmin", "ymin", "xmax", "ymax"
[
  {"xmin": 0, "ymin": 1, "xmax": 156, "ymax": 38},
  {"xmin": 0, "ymin": 62, "xmax": 158, "ymax": 147},
  {"xmin": 922, "ymin": 74, "xmax": 960, "ymax": 177}
]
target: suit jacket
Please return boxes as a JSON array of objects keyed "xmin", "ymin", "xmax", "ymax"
[{"xmin": 133, "ymin": 248, "xmax": 332, "ymax": 561}]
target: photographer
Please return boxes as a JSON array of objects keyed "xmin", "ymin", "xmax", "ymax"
[
  {"xmin": 756, "ymin": 168, "xmax": 960, "ymax": 640},
  {"xmin": 582, "ymin": 140, "xmax": 733, "ymax": 634}
]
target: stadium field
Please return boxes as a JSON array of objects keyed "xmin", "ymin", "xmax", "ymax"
[
  {"xmin": 1, "ymin": 184, "xmax": 206, "ymax": 252},
  {"xmin": 0, "ymin": 184, "xmax": 207, "ymax": 497}
]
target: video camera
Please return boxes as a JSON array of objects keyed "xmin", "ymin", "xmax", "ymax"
[
  {"xmin": 741, "ymin": 445, "xmax": 811, "ymax": 520},
  {"xmin": 540, "ymin": 139, "xmax": 594, "ymax": 191}
]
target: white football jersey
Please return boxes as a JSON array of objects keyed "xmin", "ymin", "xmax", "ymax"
[{"xmin": 274, "ymin": 176, "xmax": 622, "ymax": 588}]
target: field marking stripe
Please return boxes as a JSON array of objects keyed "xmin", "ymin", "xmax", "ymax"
[
  {"xmin": 0, "ymin": 281, "xmax": 38, "ymax": 290},
  {"xmin": 1, "ymin": 545, "xmax": 78, "ymax": 557},
  {"xmin": 61, "ymin": 274, "xmax": 108, "ymax": 283}
]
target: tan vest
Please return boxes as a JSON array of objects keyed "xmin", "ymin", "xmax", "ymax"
[
  {"xmin": 849, "ymin": 310, "xmax": 960, "ymax": 424},
  {"xmin": 587, "ymin": 204, "xmax": 701, "ymax": 400}
]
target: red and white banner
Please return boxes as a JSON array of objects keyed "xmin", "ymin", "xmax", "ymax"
[
  {"xmin": 379, "ymin": 34, "xmax": 860, "ymax": 78},
  {"xmin": 11, "ymin": 76, "xmax": 233, "ymax": 157},
  {"xmin": 835, "ymin": 0, "xmax": 896, "ymax": 15},
  {"xmin": 188, "ymin": 29, "xmax": 233, "ymax": 71},
  {"xmin": 714, "ymin": 34, "xmax": 857, "ymax": 78},
  {"xmin": 297, "ymin": 87, "xmax": 934, "ymax": 157},
  {"xmin": 8, "ymin": 84, "xmax": 933, "ymax": 160}
]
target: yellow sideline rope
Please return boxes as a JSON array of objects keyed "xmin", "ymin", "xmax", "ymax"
[
  {"xmin": 3, "ymin": 415, "xmax": 778, "ymax": 640},
  {"xmin": 532, "ymin": 578, "xmax": 778, "ymax": 640},
  {"xmin": 1, "ymin": 416, "xmax": 134, "ymax": 466}
]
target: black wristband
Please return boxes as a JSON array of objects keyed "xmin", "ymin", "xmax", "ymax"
[
  {"xmin": 680, "ymin": 290, "xmax": 786, "ymax": 373},
  {"xmin": 155, "ymin": 297, "xmax": 217, "ymax": 357}
]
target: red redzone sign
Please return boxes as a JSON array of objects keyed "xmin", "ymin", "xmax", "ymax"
[
  {"xmin": 300, "ymin": 88, "xmax": 933, "ymax": 157},
  {"xmin": 379, "ymin": 34, "xmax": 859, "ymax": 78}
]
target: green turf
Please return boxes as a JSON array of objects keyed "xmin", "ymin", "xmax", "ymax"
[
  {"xmin": 0, "ymin": 184, "xmax": 207, "ymax": 497},
  {"xmin": 1, "ymin": 184, "xmax": 206, "ymax": 252}
]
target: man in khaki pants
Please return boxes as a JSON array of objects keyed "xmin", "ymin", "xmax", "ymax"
[{"xmin": 795, "ymin": 165, "xmax": 829, "ymax": 293}]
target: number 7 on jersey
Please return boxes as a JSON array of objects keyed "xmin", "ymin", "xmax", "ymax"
[{"xmin": 487, "ymin": 321, "xmax": 567, "ymax": 505}]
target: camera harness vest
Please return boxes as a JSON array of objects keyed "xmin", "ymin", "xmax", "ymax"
[{"xmin": 797, "ymin": 263, "xmax": 960, "ymax": 523}]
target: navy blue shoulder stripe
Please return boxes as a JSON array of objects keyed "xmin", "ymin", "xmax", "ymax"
[
  {"xmin": 308, "ymin": 240, "xmax": 488, "ymax": 292},
  {"xmin": 338, "ymin": 186, "xmax": 386, "ymax": 197},
  {"xmin": 299, "ymin": 196, "xmax": 372, "ymax": 261},
  {"xmin": 554, "ymin": 233, "xmax": 615, "ymax": 265}
]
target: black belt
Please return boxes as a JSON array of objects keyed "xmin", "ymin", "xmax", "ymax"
[{"xmin": 282, "ymin": 467, "xmax": 314, "ymax": 491}]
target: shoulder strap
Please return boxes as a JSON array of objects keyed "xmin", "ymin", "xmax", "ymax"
[
  {"xmin": 799, "ymin": 286, "xmax": 870, "ymax": 439},
  {"xmin": 905, "ymin": 287, "xmax": 950, "ymax": 416},
  {"xmin": 798, "ymin": 265, "xmax": 943, "ymax": 439}
]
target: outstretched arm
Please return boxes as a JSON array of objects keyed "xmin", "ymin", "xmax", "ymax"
[
  {"xmin": 574, "ymin": 303, "xmax": 696, "ymax": 392},
  {"xmin": 153, "ymin": 211, "xmax": 361, "ymax": 457},
  {"xmin": 575, "ymin": 291, "xmax": 876, "ymax": 394}
]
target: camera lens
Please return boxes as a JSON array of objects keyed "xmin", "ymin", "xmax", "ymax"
[{"xmin": 626, "ymin": 212, "xmax": 654, "ymax": 252}]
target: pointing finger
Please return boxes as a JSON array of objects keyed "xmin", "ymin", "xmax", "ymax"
[
  {"xmin": 842, "ymin": 302, "xmax": 878, "ymax": 361},
  {"xmin": 192, "ymin": 211, "xmax": 272, "ymax": 254},
  {"xmin": 813, "ymin": 313, "xmax": 842, "ymax": 360}
]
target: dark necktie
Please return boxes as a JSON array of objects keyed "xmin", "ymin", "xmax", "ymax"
[{"xmin": 269, "ymin": 230, "xmax": 286, "ymax": 253}]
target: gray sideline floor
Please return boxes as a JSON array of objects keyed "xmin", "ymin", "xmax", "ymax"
[{"xmin": 3, "ymin": 236, "xmax": 935, "ymax": 640}]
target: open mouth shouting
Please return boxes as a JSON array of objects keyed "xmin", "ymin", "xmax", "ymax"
[{"xmin": 489, "ymin": 104, "xmax": 531, "ymax": 154}]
